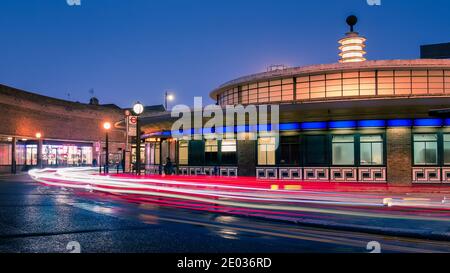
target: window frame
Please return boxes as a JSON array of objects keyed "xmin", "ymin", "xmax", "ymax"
[
  {"xmin": 331, "ymin": 135, "xmax": 356, "ymax": 166},
  {"xmin": 413, "ymin": 133, "xmax": 439, "ymax": 166},
  {"xmin": 257, "ymin": 136, "xmax": 277, "ymax": 166},
  {"xmin": 359, "ymin": 134, "xmax": 385, "ymax": 166}
]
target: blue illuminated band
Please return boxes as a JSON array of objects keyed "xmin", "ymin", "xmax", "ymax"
[{"xmin": 147, "ymin": 118, "xmax": 449, "ymax": 137}]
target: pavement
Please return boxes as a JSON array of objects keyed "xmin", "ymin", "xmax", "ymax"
[{"xmin": 1, "ymin": 173, "xmax": 450, "ymax": 253}]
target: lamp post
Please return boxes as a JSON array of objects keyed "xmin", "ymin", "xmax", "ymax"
[
  {"xmin": 35, "ymin": 132, "xmax": 42, "ymax": 169},
  {"xmin": 164, "ymin": 91, "xmax": 174, "ymax": 111},
  {"xmin": 133, "ymin": 102, "xmax": 144, "ymax": 175},
  {"xmin": 103, "ymin": 122, "xmax": 111, "ymax": 174}
]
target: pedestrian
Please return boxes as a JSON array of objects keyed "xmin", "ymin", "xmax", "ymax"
[{"xmin": 164, "ymin": 157, "xmax": 174, "ymax": 175}]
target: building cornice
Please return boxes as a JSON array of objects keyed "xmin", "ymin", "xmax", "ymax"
[{"xmin": 210, "ymin": 59, "xmax": 450, "ymax": 99}]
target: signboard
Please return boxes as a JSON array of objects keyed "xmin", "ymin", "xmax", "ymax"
[{"xmin": 128, "ymin": 116, "xmax": 137, "ymax": 137}]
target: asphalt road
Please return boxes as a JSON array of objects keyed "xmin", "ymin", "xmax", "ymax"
[{"xmin": 1, "ymin": 174, "xmax": 450, "ymax": 253}]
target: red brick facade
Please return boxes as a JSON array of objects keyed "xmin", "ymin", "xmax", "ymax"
[{"xmin": 0, "ymin": 84, "xmax": 127, "ymax": 172}]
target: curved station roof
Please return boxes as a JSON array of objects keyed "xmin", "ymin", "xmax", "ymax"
[{"xmin": 210, "ymin": 59, "xmax": 450, "ymax": 104}]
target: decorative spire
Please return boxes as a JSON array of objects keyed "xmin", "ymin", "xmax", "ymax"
[{"xmin": 338, "ymin": 15, "xmax": 367, "ymax": 63}]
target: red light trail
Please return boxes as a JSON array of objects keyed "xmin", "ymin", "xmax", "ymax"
[{"xmin": 29, "ymin": 168, "xmax": 450, "ymax": 223}]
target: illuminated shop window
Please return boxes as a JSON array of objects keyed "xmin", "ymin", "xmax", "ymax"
[
  {"xmin": 413, "ymin": 134, "xmax": 438, "ymax": 165},
  {"xmin": 146, "ymin": 142, "xmax": 160, "ymax": 165},
  {"xmin": 42, "ymin": 144, "xmax": 93, "ymax": 166},
  {"xmin": 332, "ymin": 135, "xmax": 355, "ymax": 166},
  {"xmin": 360, "ymin": 135, "xmax": 384, "ymax": 165},
  {"xmin": 26, "ymin": 145, "xmax": 38, "ymax": 166},
  {"xmin": 131, "ymin": 145, "xmax": 145, "ymax": 165},
  {"xmin": 0, "ymin": 144, "xmax": 12, "ymax": 165},
  {"xmin": 155, "ymin": 144, "xmax": 160, "ymax": 165},
  {"xmin": 258, "ymin": 137, "xmax": 276, "ymax": 166},
  {"xmin": 161, "ymin": 140, "xmax": 176, "ymax": 165},
  {"xmin": 178, "ymin": 140, "xmax": 188, "ymax": 165},
  {"xmin": 16, "ymin": 144, "xmax": 26, "ymax": 165}
]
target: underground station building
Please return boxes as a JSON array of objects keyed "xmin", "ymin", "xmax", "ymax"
[{"xmin": 140, "ymin": 22, "xmax": 450, "ymax": 186}]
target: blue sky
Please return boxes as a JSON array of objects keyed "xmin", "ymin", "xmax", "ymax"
[{"xmin": 0, "ymin": 0, "xmax": 449, "ymax": 107}]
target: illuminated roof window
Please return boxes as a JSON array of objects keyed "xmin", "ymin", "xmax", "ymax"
[{"xmin": 338, "ymin": 15, "xmax": 367, "ymax": 63}]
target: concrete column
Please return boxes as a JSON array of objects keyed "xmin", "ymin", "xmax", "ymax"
[
  {"xmin": 11, "ymin": 137, "xmax": 16, "ymax": 174},
  {"xmin": 237, "ymin": 140, "xmax": 256, "ymax": 177},
  {"xmin": 386, "ymin": 127, "xmax": 412, "ymax": 185}
]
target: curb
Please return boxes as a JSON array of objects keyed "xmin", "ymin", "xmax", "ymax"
[{"xmin": 235, "ymin": 213, "xmax": 450, "ymax": 242}]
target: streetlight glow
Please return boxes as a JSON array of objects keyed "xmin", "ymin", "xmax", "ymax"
[
  {"xmin": 103, "ymin": 122, "xmax": 112, "ymax": 130},
  {"xmin": 35, "ymin": 132, "xmax": 42, "ymax": 139},
  {"xmin": 165, "ymin": 92, "xmax": 175, "ymax": 110},
  {"xmin": 133, "ymin": 102, "xmax": 144, "ymax": 115}
]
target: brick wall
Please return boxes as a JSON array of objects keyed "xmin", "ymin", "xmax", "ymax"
[
  {"xmin": 0, "ymin": 85, "xmax": 125, "ymax": 144},
  {"xmin": 0, "ymin": 85, "xmax": 127, "ymax": 165},
  {"xmin": 387, "ymin": 127, "xmax": 412, "ymax": 185}
]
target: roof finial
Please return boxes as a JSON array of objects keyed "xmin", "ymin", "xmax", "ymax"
[
  {"xmin": 338, "ymin": 15, "xmax": 367, "ymax": 63},
  {"xmin": 346, "ymin": 15, "xmax": 358, "ymax": 32}
]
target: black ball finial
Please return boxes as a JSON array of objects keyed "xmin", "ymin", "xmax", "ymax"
[{"xmin": 346, "ymin": 15, "xmax": 358, "ymax": 32}]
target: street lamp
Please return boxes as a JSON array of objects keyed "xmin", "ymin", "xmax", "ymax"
[
  {"xmin": 35, "ymin": 132, "xmax": 42, "ymax": 169},
  {"xmin": 133, "ymin": 102, "xmax": 144, "ymax": 175},
  {"xmin": 165, "ymin": 91, "xmax": 174, "ymax": 111},
  {"xmin": 103, "ymin": 122, "xmax": 112, "ymax": 174}
]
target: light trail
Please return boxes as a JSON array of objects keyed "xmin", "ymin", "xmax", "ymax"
[{"xmin": 29, "ymin": 168, "xmax": 450, "ymax": 223}]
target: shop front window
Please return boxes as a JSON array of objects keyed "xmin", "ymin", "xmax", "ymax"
[
  {"xmin": 146, "ymin": 142, "xmax": 161, "ymax": 165},
  {"xmin": 205, "ymin": 139, "xmax": 219, "ymax": 165},
  {"xmin": 221, "ymin": 139, "xmax": 237, "ymax": 165},
  {"xmin": 43, "ymin": 144, "xmax": 93, "ymax": 167},
  {"xmin": 414, "ymin": 134, "xmax": 438, "ymax": 165},
  {"xmin": 360, "ymin": 135, "xmax": 384, "ymax": 165},
  {"xmin": 131, "ymin": 145, "xmax": 145, "ymax": 165},
  {"xmin": 0, "ymin": 144, "xmax": 12, "ymax": 165},
  {"xmin": 15, "ymin": 144, "xmax": 27, "ymax": 165},
  {"xmin": 332, "ymin": 135, "xmax": 355, "ymax": 166},
  {"xmin": 304, "ymin": 135, "xmax": 328, "ymax": 166},
  {"xmin": 258, "ymin": 137, "xmax": 276, "ymax": 165},
  {"xmin": 26, "ymin": 145, "xmax": 38, "ymax": 166},
  {"xmin": 179, "ymin": 140, "xmax": 188, "ymax": 165},
  {"xmin": 444, "ymin": 135, "xmax": 450, "ymax": 165},
  {"xmin": 279, "ymin": 136, "xmax": 300, "ymax": 166}
]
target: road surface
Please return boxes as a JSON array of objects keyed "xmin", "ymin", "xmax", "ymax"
[{"xmin": 0, "ymin": 173, "xmax": 449, "ymax": 253}]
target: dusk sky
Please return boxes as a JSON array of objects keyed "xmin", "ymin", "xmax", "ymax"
[{"xmin": 0, "ymin": 0, "xmax": 449, "ymax": 108}]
